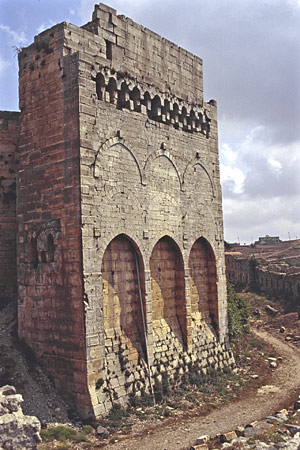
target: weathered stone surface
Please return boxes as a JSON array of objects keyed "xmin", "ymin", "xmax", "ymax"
[
  {"xmin": 96, "ymin": 424, "xmax": 109, "ymax": 438},
  {"xmin": 195, "ymin": 434, "xmax": 210, "ymax": 444},
  {"xmin": 220, "ymin": 430, "xmax": 237, "ymax": 442},
  {"xmin": 1, "ymin": 3, "xmax": 231, "ymax": 418},
  {"xmin": 0, "ymin": 385, "xmax": 41, "ymax": 450}
]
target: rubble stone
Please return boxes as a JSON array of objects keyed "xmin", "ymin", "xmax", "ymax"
[{"xmin": 0, "ymin": 385, "xmax": 41, "ymax": 450}]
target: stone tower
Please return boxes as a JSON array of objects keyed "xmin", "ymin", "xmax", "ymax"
[{"xmin": 15, "ymin": 3, "xmax": 233, "ymax": 418}]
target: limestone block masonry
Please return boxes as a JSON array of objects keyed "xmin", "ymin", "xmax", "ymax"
[{"xmin": 15, "ymin": 3, "xmax": 234, "ymax": 418}]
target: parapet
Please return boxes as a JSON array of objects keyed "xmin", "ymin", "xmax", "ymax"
[{"xmin": 82, "ymin": 3, "xmax": 204, "ymax": 104}]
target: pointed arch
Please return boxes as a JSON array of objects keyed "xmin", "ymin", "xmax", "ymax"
[
  {"xmin": 182, "ymin": 159, "xmax": 215, "ymax": 199},
  {"xmin": 101, "ymin": 234, "xmax": 147, "ymax": 357},
  {"xmin": 150, "ymin": 235, "xmax": 186, "ymax": 345},
  {"xmin": 143, "ymin": 148, "xmax": 182, "ymax": 190},
  {"xmin": 150, "ymin": 95, "xmax": 162, "ymax": 120},
  {"xmin": 130, "ymin": 86, "xmax": 141, "ymax": 112},
  {"xmin": 188, "ymin": 237, "xmax": 218, "ymax": 335},
  {"xmin": 119, "ymin": 81, "xmax": 130, "ymax": 109},
  {"xmin": 94, "ymin": 136, "xmax": 143, "ymax": 185}
]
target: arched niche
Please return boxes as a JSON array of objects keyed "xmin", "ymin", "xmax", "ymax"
[
  {"xmin": 150, "ymin": 236, "xmax": 186, "ymax": 345},
  {"xmin": 119, "ymin": 81, "xmax": 130, "ymax": 109},
  {"xmin": 150, "ymin": 95, "xmax": 162, "ymax": 121},
  {"xmin": 188, "ymin": 237, "xmax": 218, "ymax": 335},
  {"xmin": 96, "ymin": 142, "xmax": 142, "ymax": 188},
  {"xmin": 101, "ymin": 234, "xmax": 146, "ymax": 357},
  {"xmin": 130, "ymin": 86, "xmax": 141, "ymax": 112}
]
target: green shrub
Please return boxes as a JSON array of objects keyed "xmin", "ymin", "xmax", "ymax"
[
  {"xmin": 227, "ymin": 282, "xmax": 249, "ymax": 342},
  {"xmin": 41, "ymin": 425, "xmax": 93, "ymax": 443}
]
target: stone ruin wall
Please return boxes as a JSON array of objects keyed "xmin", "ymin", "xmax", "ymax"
[
  {"xmin": 0, "ymin": 111, "xmax": 19, "ymax": 305},
  {"xmin": 13, "ymin": 3, "xmax": 233, "ymax": 418},
  {"xmin": 226, "ymin": 254, "xmax": 300, "ymax": 303}
]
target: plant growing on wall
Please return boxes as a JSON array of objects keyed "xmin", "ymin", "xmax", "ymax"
[{"xmin": 227, "ymin": 283, "xmax": 249, "ymax": 342}]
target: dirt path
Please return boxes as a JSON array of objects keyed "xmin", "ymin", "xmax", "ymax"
[{"xmin": 106, "ymin": 328, "xmax": 300, "ymax": 450}]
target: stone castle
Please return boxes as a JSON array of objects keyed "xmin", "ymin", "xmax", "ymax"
[{"xmin": 0, "ymin": 3, "xmax": 234, "ymax": 418}]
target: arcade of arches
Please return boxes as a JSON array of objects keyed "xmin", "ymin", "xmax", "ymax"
[{"xmin": 98, "ymin": 233, "xmax": 233, "ymax": 409}]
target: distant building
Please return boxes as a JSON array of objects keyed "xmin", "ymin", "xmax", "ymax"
[{"xmin": 255, "ymin": 235, "xmax": 281, "ymax": 245}]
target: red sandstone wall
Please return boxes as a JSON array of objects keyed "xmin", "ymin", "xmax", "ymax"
[
  {"xmin": 0, "ymin": 111, "xmax": 19, "ymax": 304},
  {"xmin": 17, "ymin": 26, "xmax": 91, "ymax": 417}
]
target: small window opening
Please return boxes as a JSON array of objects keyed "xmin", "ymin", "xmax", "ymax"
[
  {"xmin": 172, "ymin": 103, "xmax": 179, "ymax": 128},
  {"xmin": 162, "ymin": 99, "xmax": 170, "ymax": 122},
  {"xmin": 119, "ymin": 82, "xmax": 130, "ymax": 109},
  {"xmin": 47, "ymin": 234, "xmax": 55, "ymax": 262},
  {"xmin": 180, "ymin": 106, "xmax": 188, "ymax": 130},
  {"xmin": 142, "ymin": 92, "xmax": 151, "ymax": 111},
  {"xmin": 105, "ymin": 40, "xmax": 112, "ymax": 60},
  {"xmin": 30, "ymin": 237, "xmax": 38, "ymax": 269},
  {"xmin": 189, "ymin": 110, "xmax": 196, "ymax": 130},
  {"xmin": 150, "ymin": 95, "xmax": 162, "ymax": 121},
  {"xmin": 96, "ymin": 73, "xmax": 105, "ymax": 100},
  {"xmin": 130, "ymin": 86, "xmax": 141, "ymax": 112},
  {"xmin": 106, "ymin": 77, "xmax": 117, "ymax": 104}
]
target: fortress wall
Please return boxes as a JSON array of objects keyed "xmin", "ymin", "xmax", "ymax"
[
  {"xmin": 14, "ymin": 3, "xmax": 232, "ymax": 418},
  {"xmin": 76, "ymin": 4, "xmax": 232, "ymax": 415},
  {"xmin": 17, "ymin": 26, "xmax": 91, "ymax": 416},
  {"xmin": 0, "ymin": 111, "xmax": 19, "ymax": 305},
  {"xmin": 225, "ymin": 254, "xmax": 300, "ymax": 304}
]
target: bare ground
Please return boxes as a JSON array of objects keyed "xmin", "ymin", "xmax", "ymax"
[{"xmin": 105, "ymin": 328, "xmax": 300, "ymax": 450}]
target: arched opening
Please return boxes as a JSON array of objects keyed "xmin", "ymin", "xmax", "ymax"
[
  {"xmin": 188, "ymin": 237, "xmax": 218, "ymax": 335},
  {"xmin": 106, "ymin": 77, "xmax": 117, "ymax": 104},
  {"xmin": 130, "ymin": 86, "xmax": 141, "ymax": 112},
  {"xmin": 196, "ymin": 111, "xmax": 203, "ymax": 131},
  {"xmin": 142, "ymin": 91, "xmax": 151, "ymax": 112},
  {"xmin": 150, "ymin": 95, "xmax": 161, "ymax": 121},
  {"xmin": 180, "ymin": 106, "xmax": 188, "ymax": 130},
  {"xmin": 150, "ymin": 236, "xmax": 186, "ymax": 345},
  {"xmin": 30, "ymin": 237, "xmax": 38, "ymax": 269},
  {"xmin": 171, "ymin": 102, "xmax": 179, "ymax": 128},
  {"xmin": 47, "ymin": 234, "xmax": 55, "ymax": 262},
  {"xmin": 101, "ymin": 235, "xmax": 146, "ymax": 362},
  {"xmin": 202, "ymin": 111, "xmax": 211, "ymax": 138},
  {"xmin": 96, "ymin": 73, "xmax": 105, "ymax": 100},
  {"xmin": 162, "ymin": 99, "xmax": 170, "ymax": 123},
  {"xmin": 119, "ymin": 81, "xmax": 130, "ymax": 109},
  {"xmin": 188, "ymin": 109, "xmax": 196, "ymax": 131}
]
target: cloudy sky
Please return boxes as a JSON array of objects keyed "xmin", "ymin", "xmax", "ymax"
[{"xmin": 1, "ymin": 0, "xmax": 299, "ymax": 243}]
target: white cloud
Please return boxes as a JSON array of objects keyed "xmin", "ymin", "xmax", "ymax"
[
  {"xmin": 220, "ymin": 143, "xmax": 237, "ymax": 165},
  {"xmin": 0, "ymin": 24, "xmax": 27, "ymax": 46},
  {"xmin": 0, "ymin": 57, "xmax": 11, "ymax": 75},
  {"xmin": 221, "ymin": 120, "xmax": 300, "ymax": 242},
  {"xmin": 221, "ymin": 165, "xmax": 245, "ymax": 194},
  {"xmin": 268, "ymin": 158, "xmax": 282, "ymax": 175}
]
